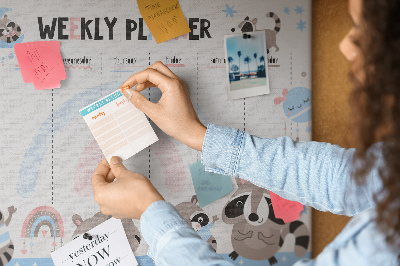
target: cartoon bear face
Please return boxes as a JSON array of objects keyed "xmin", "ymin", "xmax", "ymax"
[
  {"xmin": 231, "ymin": 16, "xmax": 258, "ymax": 33},
  {"xmin": 223, "ymin": 178, "xmax": 285, "ymax": 227},
  {"xmin": 0, "ymin": 15, "xmax": 22, "ymax": 43}
]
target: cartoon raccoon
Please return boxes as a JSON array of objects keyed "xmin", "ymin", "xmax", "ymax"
[
  {"xmin": 0, "ymin": 206, "xmax": 17, "ymax": 266},
  {"xmin": 175, "ymin": 195, "xmax": 218, "ymax": 251},
  {"xmin": 232, "ymin": 13, "xmax": 281, "ymax": 53},
  {"xmin": 0, "ymin": 15, "xmax": 22, "ymax": 43},
  {"xmin": 223, "ymin": 178, "xmax": 309, "ymax": 265},
  {"xmin": 72, "ymin": 212, "xmax": 141, "ymax": 253}
]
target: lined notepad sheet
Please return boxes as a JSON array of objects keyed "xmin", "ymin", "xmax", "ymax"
[{"xmin": 79, "ymin": 90, "xmax": 158, "ymax": 162}]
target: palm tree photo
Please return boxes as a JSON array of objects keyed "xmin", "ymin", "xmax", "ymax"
[
  {"xmin": 237, "ymin": 51, "xmax": 242, "ymax": 78},
  {"xmin": 228, "ymin": 56, "xmax": 233, "ymax": 73},
  {"xmin": 244, "ymin": 56, "xmax": 251, "ymax": 78},
  {"xmin": 253, "ymin": 53, "xmax": 258, "ymax": 74},
  {"xmin": 260, "ymin": 55, "xmax": 265, "ymax": 70}
]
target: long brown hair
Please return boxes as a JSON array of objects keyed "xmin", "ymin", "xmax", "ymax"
[{"xmin": 350, "ymin": 0, "xmax": 400, "ymax": 251}]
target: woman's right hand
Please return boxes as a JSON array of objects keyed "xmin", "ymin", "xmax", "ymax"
[{"xmin": 120, "ymin": 61, "xmax": 206, "ymax": 151}]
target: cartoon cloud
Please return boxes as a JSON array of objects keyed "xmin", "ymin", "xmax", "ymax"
[{"xmin": 274, "ymin": 87, "xmax": 312, "ymax": 123}]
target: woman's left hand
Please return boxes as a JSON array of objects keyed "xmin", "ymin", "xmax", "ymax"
[{"xmin": 91, "ymin": 157, "xmax": 164, "ymax": 220}]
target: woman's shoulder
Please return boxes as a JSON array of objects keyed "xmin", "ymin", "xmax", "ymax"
[{"xmin": 324, "ymin": 209, "xmax": 399, "ymax": 265}]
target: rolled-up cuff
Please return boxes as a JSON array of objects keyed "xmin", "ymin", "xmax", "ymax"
[{"xmin": 201, "ymin": 124, "xmax": 245, "ymax": 176}]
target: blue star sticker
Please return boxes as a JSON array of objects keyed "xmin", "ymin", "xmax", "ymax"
[
  {"xmin": 295, "ymin": 5, "xmax": 304, "ymax": 14},
  {"xmin": 306, "ymin": 126, "xmax": 311, "ymax": 133},
  {"xmin": 222, "ymin": 4, "xmax": 237, "ymax": 17},
  {"xmin": 297, "ymin": 19, "xmax": 307, "ymax": 32},
  {"xmin": 300, "ymin": 206, "xmax": 307, "ymax": 215},
  {"xmin": 284, "ymin": 7, "xmax": 290, "ymax": 14}
]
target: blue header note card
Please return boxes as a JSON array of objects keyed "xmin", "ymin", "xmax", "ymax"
[{"xmin": 189, "ymin": 161, "xmax": 233, "ymax": 208}]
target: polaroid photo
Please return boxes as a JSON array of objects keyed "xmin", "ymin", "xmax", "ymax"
[{"xmin": 224, "ymin": 31, "xmax": 270, "ymax": 100}]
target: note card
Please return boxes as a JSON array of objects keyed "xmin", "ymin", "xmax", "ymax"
[
  {"xmin": 14, "ymin": 41, "xmax": 66, "ymax": 90},
  {"xmin": 270, "ymin": 191, "xmax": 304, "ymax": 223},
  {"xmin": 79, "ymin": 90, "xmax": 158, "ymax": 162},
  {"xmin": 51, "ymin": 218, "xmax": 138, "ymax": 266},
  {"xmin": 137, "ymin": 0, "xmax": 191, "ymax": 44},
  {"xmin": 189, "ymin": 161, "xmax": 233, "ymax": 208}
]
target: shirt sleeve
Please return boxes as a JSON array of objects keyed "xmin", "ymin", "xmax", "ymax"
[
  {"xmin": 140, "ymin": 200, "xmax": 233, "ymax": 266},
  {"xmin": 201, "ymin": 124, "xmax": 383, "ymax": 216}
]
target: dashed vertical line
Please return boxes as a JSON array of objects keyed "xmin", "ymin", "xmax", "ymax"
[
  {"xmin": 51, "ymin": 89, "xmax": 54, "ymax": 205},
  {"xmin": 290, "ymin": 53, "xmax": 293, "ymax": 86},
  {"xmin": 196, "ymin": 54, "xmax": 199, "ymax": 161},
  {"xmin": 148, "ymin": 53, "xmax": 151, "ymax": 178},
  {"xmin": 244, "ymin": 98, "xmax": 246, "ymax": 131},
  {"xmin": 291, "ymin": 122, "xmax": 293, "ymax": 139}
]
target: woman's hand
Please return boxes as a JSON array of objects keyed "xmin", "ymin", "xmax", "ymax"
[
  {"xmin": 120, "ymin": 61, "xmax": 206, "ymax": 151},
  {"xmin": 91, "ymin": 157, "xmax": 164, "ymax": 220}
]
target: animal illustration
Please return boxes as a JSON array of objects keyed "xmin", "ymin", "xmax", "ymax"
[
  {"xmin": 223, "ymin": 178, "xmax": 309, "ymax": 265},
  {"xmin": 72, "ymin": 212, "xmax": 141, "ymax": 253},
  {"xmin": 274, "ymin": 87, "xmax": 312, "ymax": 123},
  {"xmin": 0, "ymin": 206, "xmax": 17, "ymax": 266},
  {"xmin": 175, "ymin": 195, "xmax": 218, "ymax": 251},
  {"xmin": 232, "ymin": 13, "xmax": 281, "ymax": 53},
  {"xmin": 0, "ymin": 15, "xmax": 22, "ymax": 43}
]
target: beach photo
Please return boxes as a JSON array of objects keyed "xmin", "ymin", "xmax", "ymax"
[{"xmin": 224, "ymin": 31, "xmax": 270, "ymax": 100}]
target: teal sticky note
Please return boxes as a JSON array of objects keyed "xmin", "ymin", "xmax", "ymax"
[{"xmin": 189, "ymin": 161, "xmax": 234, "ymax": 208}]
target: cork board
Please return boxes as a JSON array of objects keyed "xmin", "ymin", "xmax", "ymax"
[{"xmin": 312, "ymin": 0, "xmax": 353, "ymax": 257}]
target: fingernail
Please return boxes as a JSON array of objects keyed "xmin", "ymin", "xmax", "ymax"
[
  {"xmin": 110, "ymin": 156, "xmax": 122, "ymax": 165},
  {"xmin": 124, "ymin": 89, "xmax": 133, "ymax": 100},
  {"xmin": 120, "ymin": 85, "xmax": 130, "ymax": 93}
]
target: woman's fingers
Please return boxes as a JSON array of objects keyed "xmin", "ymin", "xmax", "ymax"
[
  {"xmin": 105, "ymin": 169, "xmax": 116, "ymax": 183},
  {"xmin": 121, "ymin": 89, "xmax": 159, "ymax": 118},
  {"xmin": 91, "ymin": 159, "xmax": 110, "ymax": 196},
  {"xmin": 120, "ymin": 68, "xmax": 174, "ymax": 93},
  {"xmin": 147, "ymin": 61, "xmax": 177, "ymax": 79},
  {"xmin": 135, "ymin": 81, "xmax": 157, "ymax": 92}
]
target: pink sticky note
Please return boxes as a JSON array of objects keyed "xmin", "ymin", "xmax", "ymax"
[
  {"xmin": 270, "ymin": 191, "xmax": 304, "ymax": 223},
  {"xmin": 14, "ymin": 41, "xmax": 66, "ymax": 90}
]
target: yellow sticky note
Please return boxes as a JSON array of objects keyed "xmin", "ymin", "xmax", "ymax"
[{"xmin": 137, "ymin": 0, "xmax": 191, "ymax": 44}]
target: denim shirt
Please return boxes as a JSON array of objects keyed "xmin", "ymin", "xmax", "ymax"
[{"xmin": 140, "ymin": 124, "xmax": 399, "ymax": 265}]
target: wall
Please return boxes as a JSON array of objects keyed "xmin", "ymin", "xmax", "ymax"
[{"xmin": 312, "ymin": 0, "xmax": 353, "ymax": 257}]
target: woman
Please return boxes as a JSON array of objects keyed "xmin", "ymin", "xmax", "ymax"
[{"xmin": 91, "ymin": 0, "xmax": 400, "ymax": 264}]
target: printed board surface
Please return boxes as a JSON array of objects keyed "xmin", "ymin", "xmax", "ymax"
[{"xmin": 0, "ymin": 1, "xmax": 312, "ymax": 265}]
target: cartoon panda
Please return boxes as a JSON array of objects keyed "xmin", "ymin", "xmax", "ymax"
[
  {"xmin": 0, "ymin": 15, "xmax": 22, "ymax": 43},
  {"xmin": 72, "ymin": 212, "xmax": 141, "ymax": 253},
  {"xmin": 223, "ymin": 178, "xmax": 309, "ymax": 265},
  {"xmin": 0, "ymin": 206, "xmax": 17, "ymax": 266},
  {"xmin": 175, "ymin": 195, "xmax": 218, "ymax": 251}
]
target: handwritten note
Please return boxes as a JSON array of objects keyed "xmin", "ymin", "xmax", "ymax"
[
  {"xmin": 51, "ymin": 218, "xmax": 137, "ymax": 266},
  {"xmin": 270, "ymin": 191, "xmax": 304, "ymax": 223},
  {"xmin": 137, "ymin": 0, "xmax": 191, "ymax": 44},
  {"xmin": 14, "ymin": 41, "xmax": 66, "ymax": 90},
  {"xmin": 79, "ymin": 90, "xmax": 158, "ymax": 162},
  {"xmin": 189, "ymin": 161, "xmax": 233, "ymax": 208}
]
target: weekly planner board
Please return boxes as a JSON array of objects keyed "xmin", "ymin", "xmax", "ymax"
[{"xmin": 0, "ymin": 0, "xmax": 312, "ymax": 265}]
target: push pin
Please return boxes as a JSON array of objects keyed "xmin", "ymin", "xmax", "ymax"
[
  {"xmin": 83, "ymin": 233, "xmax": 94, "ymax": 240},
  {"xmin": 242, "ymin": 33, "xmax": 251, "ymax": 39},
  {"xmin": 120, "ymin": 85, "xmax": 130, "ymax": 93}
]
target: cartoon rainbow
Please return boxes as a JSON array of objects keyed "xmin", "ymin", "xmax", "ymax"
[{"xmin": 21, "ymin": 206, "xmax": 64, "ymax": 238}]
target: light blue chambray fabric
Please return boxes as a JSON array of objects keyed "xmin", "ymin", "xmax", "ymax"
[{"xmin": 140, "ymin": 124, "xmax": 399, "ymax": 266}]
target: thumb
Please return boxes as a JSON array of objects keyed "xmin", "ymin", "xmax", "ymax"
[
  {"xmin": 122, "ymin": 89, "xmax": 155, "ymax": 117},
  {"xmin": 109, "ymin": 156, "xmax": 129, "ymax": 178}
]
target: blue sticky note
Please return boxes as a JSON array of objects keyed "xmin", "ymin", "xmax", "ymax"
[{"xmin": 189, "ymin": 161, "xmax": 234, "ymax": 208}]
